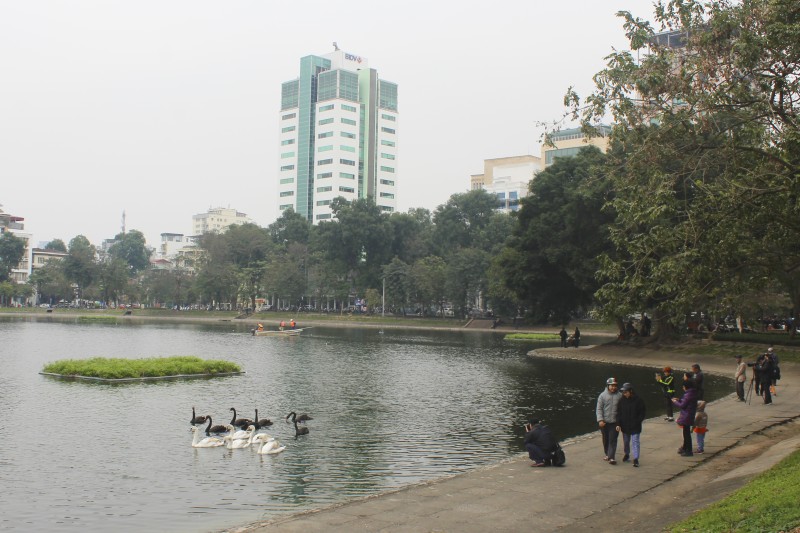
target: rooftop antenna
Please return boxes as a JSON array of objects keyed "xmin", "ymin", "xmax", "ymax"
[
  {"xmin": 333, "ymin": 41, "xmax": 339, "ymax": 51},
  {"xmin": 121, "ymin": 210, "xmax": 126, "ymax": 235}
]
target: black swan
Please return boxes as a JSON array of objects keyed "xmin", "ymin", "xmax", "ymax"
[
  {"xmin": 254, "ymin": 409, "xmax": 273, "ymax": 429},
  {"xmin": 230, "ymin": 407, "xmax": 254, "ymax": 429},
  {"xmin": 204, "ymin": 416, "xmax": 228, "ymax": 436},
  {"xmin": 285, "ymin": 411, "xmax": 312, "ymax": 423},
  {"xmin": 287, "ymin": 411, "xmax": 310, "ymax": 435},
  {"xmin": 190, "ymin": 407, "xmax": 208, "ymax": 425}
]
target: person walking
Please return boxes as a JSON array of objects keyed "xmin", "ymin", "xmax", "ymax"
[
  {"xmin": 574, "ymin": 326, "xmax": 581, "ymax": 348},
  {"xmin": 672, "ymin": 381, "xmax": 699, "ymax": 456},
  {"xmin": 693, "ymin": 401, "xmax": 708, "ymax": 454},
  {"xmin": 734, "ymin": 355, "xmax": 747, "ymax": 402},
  {"xmin": 559, "ymin": 327, "xmax": 568, "ymax": 348},
  {"xmin": 523, "ymin": 418, "xmax": 557, "ymax": 467},
  {"xmin": 616, "ymin": 383, "xmax": 646, "ymax": 467},
  {"xmin": 596, "ymin": 377, "xmax": 622, "ymax": 464},
  {"xmin": 655, "ymin": 367, "xmax": 675, "ymax": 421}
]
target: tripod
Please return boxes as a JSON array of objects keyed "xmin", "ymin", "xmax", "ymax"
[{"xmin": 745, "ymin": 374, "xmax": 756, "ymax": 405}]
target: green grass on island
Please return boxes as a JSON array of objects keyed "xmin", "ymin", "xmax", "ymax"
[
  {"xmin": 670, "ymin": 448, "xmax": 800, "ymax": 533},
  {"xmin": 504, "ymin": 333, "xmax": 560, "ymax": 341},
  {"xmin": 42, "ymin": 356, "xmax": 241, "ymax": 379}
]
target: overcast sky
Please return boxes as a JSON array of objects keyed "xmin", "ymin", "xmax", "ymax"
[{"xmin": 1, "ymin": 0, "xmax": 658, "ymax": 249}]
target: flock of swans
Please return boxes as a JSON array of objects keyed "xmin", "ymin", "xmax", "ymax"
[{"xmin": 189, "ymin": 406, "xmax": 313, "ymax": 453}]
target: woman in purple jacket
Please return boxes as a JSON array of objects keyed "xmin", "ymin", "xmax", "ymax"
[{"xmin": 672, "ymin": 381, "xmax": 699, "ymax": 457}]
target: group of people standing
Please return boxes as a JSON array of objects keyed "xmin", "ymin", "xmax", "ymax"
[
  {"xmin": 559, "ymin": 326, "xmax": 581, "ymax": 348},
  {"xmin": 735, "ymin": 347, "xmax": 780, "ymax": 404},
  {"xmin": 595, "ymin": 378, "xmax": 647, "ymax": 466}
]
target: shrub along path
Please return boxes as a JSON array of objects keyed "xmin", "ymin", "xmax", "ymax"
[{"xmin": 226, "ymin": 343, "xmax": 800, "ymax": 533}]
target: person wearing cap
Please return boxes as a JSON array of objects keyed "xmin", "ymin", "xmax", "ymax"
[
  {"xmin": 616, "ymin": 383, "xmax": 646, "ymax": 467},
  {"xmin": 755, "ymin": 350, "xmax": 774, "ymax": 404},
  {"xmin": 734, "ymin": 355, "xmax": 747, "ymax": 401},
  {"xmin": 596, "ymin": 377, "xmax": 622, "ymax": 464},
  {"xmin": 523, "ymin": 418, "xmax": 557, "ymax": 467},
  {"xmin": 672, "ymin": 380, "xmax": 699, "ymax": 456},
  {"xmin": 655, "ymin": 367, "xmax": 675, "ymax": 421}
]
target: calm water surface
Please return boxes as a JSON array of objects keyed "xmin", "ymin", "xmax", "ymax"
[{"xmin": 0, "ymin": 318, "xmax": 729, "ymax": 532}]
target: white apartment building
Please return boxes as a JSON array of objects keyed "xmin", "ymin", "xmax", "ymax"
[
  {"xmin": 158, "ymin": 233, "xmax": 199, "ymax": 261},
  {"xmin": 470, "ymin": 155, "xmax": 542, "ymax": 213},
  {"xmin": 0, "ymin": 206, "xmax": 32, "ymax": 285},
  {"xmin": 192, "ymin": 207, "xmax": 253, "ymax": 235},
  {"xmin": 278, "ymin": 49, "xmax": 399, "ymax": 222}
]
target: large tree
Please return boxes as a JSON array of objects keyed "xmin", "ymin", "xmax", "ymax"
[
  {"xmin": 497, "ymin": 146, "xmax": 613, "ymax": 324},
  {"xmin": 567, "ymin": 0, "xmax": 800, "ymax": 335},
  {"xmin": 0, "ymin": 231, "xmax": 26, "ymax": 282},
  {"xmin": 108, "ymin": 230, "xmax": 151, "ymax": 275}
]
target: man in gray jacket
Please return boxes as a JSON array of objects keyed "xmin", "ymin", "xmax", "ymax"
[{"xmin": 596, "ymin": 377, "xmax": 622, "ymax": 464}]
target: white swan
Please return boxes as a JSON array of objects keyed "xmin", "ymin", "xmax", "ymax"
[
  {"xmin": 251, "ymin": 433, "xmax": 273, "ymax": 444},
  {"xmin": 225, "ymin": 425, "xmax": 257, "ymax": 449},
  {"xmin": 190, "ymin": 426, "xmax": 225, "ymax": 448},
  {"xmin": 257, "ymin": 437, "xmax": 286, "ymax": 455},
  {"xmin": 231, "ymin": 424, "xmax": 255, "ymax": 441}
]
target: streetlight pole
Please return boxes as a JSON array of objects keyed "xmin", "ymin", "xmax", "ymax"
[{"xmin": 382, "ymin": 277, "xmax": 385, "ymax": 318}]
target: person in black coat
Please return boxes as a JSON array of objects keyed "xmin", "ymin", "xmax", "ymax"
[
  {"xmin": 756, "ymin": 351, "xmax": 773, "ymax": 404},
  {"xmin": 616, "ymin": 383, "xmax": 646, "ymax": 467},
  {"xmin": 523, "ymin": 418, "xmax": 557, "ymax": 467},
  {"xmin": 691, "ymin": 363, "xmax": 705, "ymax": 401}
]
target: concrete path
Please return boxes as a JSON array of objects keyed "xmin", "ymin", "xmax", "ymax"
[{"xmin": 226, "ymin": 344, "xmax": 800, "ymax": 533}]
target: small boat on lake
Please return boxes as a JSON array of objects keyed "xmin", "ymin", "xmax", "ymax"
[{"xmin": 252, "ymin": 327, "xmax": 307, "ymax": 337}]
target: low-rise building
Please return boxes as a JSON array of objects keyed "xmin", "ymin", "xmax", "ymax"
[
  {"xmin": 471, "ymin": 155, "xmax": 542, "ymax": 213},
  {"xmin": 192, "ymin": 207, "xmax": 253, "ymax": 235}
]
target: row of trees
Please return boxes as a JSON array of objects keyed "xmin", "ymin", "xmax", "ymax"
[{"xmin": 3, "ymin": 0, "xmax": 796, "ymax": 338}]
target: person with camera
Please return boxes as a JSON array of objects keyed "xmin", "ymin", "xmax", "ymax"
[
  {"xmin": 523, "ymin": 418, "xmax": 557, "ymax": 467},
  {"xmin": 672, "ymin": 380, "xmax": 699, "ymax": 456},
  {"xmin": 655, "ymin": 367, "xmax": 675, "ymax": 421},
  {"xmin": 755, "ymin": 350, "xmax": 774, "ymax": 404}
]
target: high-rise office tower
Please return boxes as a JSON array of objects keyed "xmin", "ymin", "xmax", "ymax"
[{"xmin": 278, "ymin": 49, "xmax": 398, "ymax": 222}]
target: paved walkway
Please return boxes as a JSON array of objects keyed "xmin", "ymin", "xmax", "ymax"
[{"xmin": 226, "ymin": 344, "xmax": 800, "ymax": 533}]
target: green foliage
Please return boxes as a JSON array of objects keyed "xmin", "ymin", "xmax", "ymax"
[
  {"xmin": 108, "ymin": 230, "xmax": 151, "ymax": 274},
  {"xmin": 42, "ymin": 356, "xmax": 241, "ymax": 379},
  {"xmin": 670, "ymin": 448, "xmax": 800, "ymax": 533},
  {"xmin": 0, "ymin": 231, "xmax": 26, "ymax": 283}
]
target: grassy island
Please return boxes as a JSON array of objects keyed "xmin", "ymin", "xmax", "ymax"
[
  {"xmin": 504, "ymin": 333, "xmax": 559, "ymax": 341},
  {"xmin": 41, "ymin": 356, "xmax": 242, "ymax": 380}
]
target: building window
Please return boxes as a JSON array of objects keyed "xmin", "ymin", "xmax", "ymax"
[
  {"xmin": 317, "ymin": 199, "xmax": 332, "ymax": 206},
  {"xmin": 341, "ymin": 131, "xmax": 356, "ymax": 139},
  {"xmin": 340, "ymin": 145, "xmax": 355, "ymax": 152},
  {"xmin": 319, "ymin": 104, "xmax": 334, "ymax": 112},
  {"xmin": 280, "ymin": 191, "xmax": 294, "ymax": 197},
  {"xmin": 380, "ymin": 165, "xmax": 395, "ymax": 173},
  {"xmin": 317, "ymin": 186, "xmax": 333, "ymax": 193},
  {"xmin": 281, "ymin": 139, "xmax": 295, "ymax": 145},
  {"xmin": 381, "ymin": 113, "xmax": 396, "ymax": 121},
  {"xmin": 318, "ymin": 131, "xmax": 333, "ymax": 139},
  {"xmin": 281, "ymin": 125, "xmax": 296, "ymax": 133},
  {"xmin": 380, "ymin": 179, "xmax": 395, "ymax": 186},
  {"xmin": 319, "ymin": 117, "xmax": 334, "ymax": 125},
  {"xmin": 317, "ymin": 172, "xmax": 333, "ymax": 179},
  {"xmin": 280, "ymin": 164, "xmax": 295, "ymax": 171},
  {"xmin": 342, "ymin": 104, "xmax": 357, "ymax": 112},
  {"xmin": 280, "ymin": 177, "xmax": 295, "ymax": 184},
  {"xmin": 341, "ymin": 118, "xmax": 357, "ymax": 126},
  {"xmin": 340, "ymin": 158, "xmax": 355, "ymax": 166},
  {"xmin": 316, "ymin": 213, "xmax": 332, "ymax": 220},
  {"xmin": 380, "ymin": 192, "xmax": 395, "ymax": 199},
  {"xmin": 279, "ymin": 203, "xmax": 293, "ymax": 210},
  {"xmin": 381, "ymin": 139, "xmax": 395, "ymax": 147},
  {"xmin": 281, "ymin": 151, "xmax": 295, "ymax": 159},
  {"xmin": 340, "ymin": 172, "xmax": 355, "ymax": 179},
  {"xmin": 318, "ymin": 158, "xmax": 333, "ymax": 165},
  {"xmin": 318, "ymin": 145, "xmax": 333, "ymax": 152},
  {"xmin": 339, "ymin": 186, "xmax": 355, "ymax": 193},
  {"xmin": 381, "ymin": 152, "xmax": 395, "ymax": 160},
  {"xmin": 381, "ymin": 127, "xmax": 395, "ymax": 134},
  {"xmin": 282, "ymin": 112, "xmax": 296, "ymax": 120}
]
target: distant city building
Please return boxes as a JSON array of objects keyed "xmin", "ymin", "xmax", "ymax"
[
  {"xmin": 31, "ymin": 247, "xmax": 68, "ymax": 271},
  {"xmin": 470, "ymin": 155, "xmax": 542, "ymax": 213},
  {"xmin": 541, "ymin": 125, "xmax": 611, "ymax": 167},
  {"xmin": 278, "ymin": 48, "xmax": 399, "ymax": 222},
  {"xmin": 158, "ymin": 233, "xmax": 200, "ymax": 261},
  {"xmin": 192, "ymin": 207, "xmax": 253, "ymax": 235},
  {"xmin": 0, "ymin": 206, "xmax": 32, "ymax": 284}
]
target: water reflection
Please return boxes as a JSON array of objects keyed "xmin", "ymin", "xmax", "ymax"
[{"xmin": 0, "ymin": 318, "xmax": 729, "ymax": 532}]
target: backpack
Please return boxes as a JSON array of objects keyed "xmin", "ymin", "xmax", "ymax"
[{"xmin": 551, "ymin": 443, "xmax": 566, "ymax": 467}]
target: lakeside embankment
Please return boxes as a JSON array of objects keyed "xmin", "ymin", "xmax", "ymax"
[{"xmin": 224, "ymin": 343, "xmax": 799, "ymax": 533}]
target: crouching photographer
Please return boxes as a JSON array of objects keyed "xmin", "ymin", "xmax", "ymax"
[{"xmin": 523, "ymin": 418, "xmax": 564, "ymax": 467}]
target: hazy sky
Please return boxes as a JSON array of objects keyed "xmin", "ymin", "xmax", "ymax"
[{"xmin": 1, "ymin": 0, "xmax": 658, "ymax": 249}]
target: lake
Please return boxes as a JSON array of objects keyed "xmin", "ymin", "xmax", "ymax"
[{"xmin": 0, "ymin": 317, "xmax": 729, "ymax": 532}]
